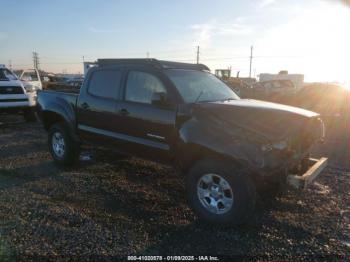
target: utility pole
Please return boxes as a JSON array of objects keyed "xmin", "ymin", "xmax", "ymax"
[
  {"xmin": 33, "ymin": 52, "xmax": 36, "ymax": 69},
  {"xmin": 196, "ymin": 46, "xmax": 200, "ymax": 64},
  {"xmin": 146, "ymin": 51, "xmax": 150, "ymax": 58},
  {"xmin": 249, "ymin": 46, "xmax": 253, "ymax": 78},
  {"xmin": 8, "ymin": 60, "xmax": 12, "ymax": 70},
  {"xmin": 32, "ymin": 51, "xmax": 40, "ymax": 70}
]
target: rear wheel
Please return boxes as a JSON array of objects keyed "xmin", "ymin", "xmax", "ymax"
[
  {"xmin": 48, "ymin": 123, "xmax": 80, "ymax": 166},
  {"xmin": 186, "ymin": 159, "xmax": 256, "ymax": 225}
]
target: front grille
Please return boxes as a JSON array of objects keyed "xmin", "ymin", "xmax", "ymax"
[
  {"xmin": 288, "ymin": 117, "xmax": 324, "ymax": 154},
  {"xmin": 0, "ymin": 86, "xmax": 24, "ymax": 94},
  {"xmin": 0, "ymin": 98, "xmax": 28, "ymax": 102}
]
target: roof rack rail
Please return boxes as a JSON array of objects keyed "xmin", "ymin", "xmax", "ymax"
[{"xmin": 97, "ymin": 58, "xmax": 210, "ymax": 71}]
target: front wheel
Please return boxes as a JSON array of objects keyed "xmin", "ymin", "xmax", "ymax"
[
  {"xmin": 48, "ymin": 123, "xmax": 80, "ymax": 166},
  {"xmin": 186, "ymin": 159, "xmax": 256, "ymax": 225}
]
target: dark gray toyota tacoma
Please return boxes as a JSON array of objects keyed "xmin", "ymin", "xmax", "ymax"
[{"xmin": 37, "ymin": 59, "xmax": 325, "ymax": 224}]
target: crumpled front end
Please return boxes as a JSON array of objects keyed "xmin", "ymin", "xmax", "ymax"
[
  {"xmin": 257, "ymin": 116, "xmax": 325, "ymax": 175},
  {"xmin": 185, "ymin": 100, "xmax": 325, "ymax": 177}
]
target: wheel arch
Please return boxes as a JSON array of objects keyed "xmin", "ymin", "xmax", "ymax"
[
  {"xmin": 41, "ymin": 110, "xmax": 79, "ymax": 142},
  {"xmin": 176, "ymin": 142, "xmax": 245, "ymax": 174}
]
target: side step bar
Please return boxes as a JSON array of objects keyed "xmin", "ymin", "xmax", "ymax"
[{"xmin": 287, "ymin": 157, "xmax": 328, "ymax": 189}]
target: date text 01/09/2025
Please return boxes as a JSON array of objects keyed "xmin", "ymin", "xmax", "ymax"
[{"xmin": 127, "ymin": 255, "xmax": 219, "ymax": 261}]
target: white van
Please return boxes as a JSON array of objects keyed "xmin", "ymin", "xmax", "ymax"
[{"xmin": 0, "ymin": 65, "xmax": 41, "ymax": 121}]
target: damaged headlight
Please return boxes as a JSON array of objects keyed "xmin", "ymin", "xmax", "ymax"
[
  {"xmin": 261, "ymin": 140, "xmax": 288, "ymax": 152},
  {"xmin": 272, "ymin": 140, "xmax": 288, "ymax": 150}
]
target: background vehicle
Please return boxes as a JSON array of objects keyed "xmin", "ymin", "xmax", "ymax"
[
  {"xmin": 20, "ymin": 69, "xmax": 43, "ymax": 91},
  {"xmin": 37, "ymin": 59, "xmax": 325, "ymax": 225},
  {"xmin": 0, "ymin": 65, "xmax": 40, "ymax": 121}
]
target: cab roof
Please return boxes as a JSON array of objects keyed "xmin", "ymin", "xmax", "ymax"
[{"xmin": 97, "ymin": 58, "xmax": 210, "ymax": 71}]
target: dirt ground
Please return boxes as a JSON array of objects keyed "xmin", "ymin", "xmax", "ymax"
[{"xmin": 0, "ymin": 114, "xmax": 349, "ymax": 260}]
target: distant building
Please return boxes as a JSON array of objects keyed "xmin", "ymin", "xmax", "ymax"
[{"xmin": 259, "ymin": 71, "xmax": 304, "ymax": 89}]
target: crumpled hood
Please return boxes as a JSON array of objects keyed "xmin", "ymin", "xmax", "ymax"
[{"xmin": 192, "ymin": 99, "xmax": 320, "ymax": 142}]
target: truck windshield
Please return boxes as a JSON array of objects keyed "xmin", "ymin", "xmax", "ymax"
[
  {"xmin": 21, "ymin": 70, "xmax": 39, "ymax": 81},
  {"xmin": 165, "ymin": 69, "xmax": 239, "ymax": 103},
  {"xmin": 0, "ymin": 69, "xmax": 18, "ymax": 81}
]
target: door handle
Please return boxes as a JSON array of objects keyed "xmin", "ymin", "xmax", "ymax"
[
  {"xmin": 81, "ymin": 102, "xmax": 90, "ymax": 110},
  {"xmin": 119, "ymin": 108, "xmax": 129, "ymax": 116}
]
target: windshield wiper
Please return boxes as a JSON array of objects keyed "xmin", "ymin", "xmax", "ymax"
[
  {"xmin": 219, "ymin": 98, "xmax": 236, "ymax": 102},
  {"xmin": 194, "ymin": 91, "xmax": 204, "ymax": 103}
]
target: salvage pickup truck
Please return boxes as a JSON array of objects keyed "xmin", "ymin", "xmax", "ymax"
[{"xmin": 37, "ymin": 59, "xmax": 325, "ymax": 225}]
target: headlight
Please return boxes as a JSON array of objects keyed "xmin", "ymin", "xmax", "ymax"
[
  {"xmin": 272, "ymin": 140, "xmax": 288, "ymax": 150},
  {"xmin": 261, "ymin": 140, "xmax": 288, "ymax": 152},
  {"xmin": 24, "ymin": 83, "xmax": 39, "ymax": 92}
]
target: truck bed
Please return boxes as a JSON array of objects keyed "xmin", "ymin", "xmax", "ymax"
[
  {"xmin": 44, "ymin": 86, "xmax": 80, "ymax": 94},
  {"xmin": 38, "ymin": 89, "xmax": 78, "ymax": 99},
  {"xmin": 37, "ymin": 90, "xmax": 78, "ymax": 120}
]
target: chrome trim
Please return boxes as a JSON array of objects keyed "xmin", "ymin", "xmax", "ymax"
[
  {"xmin": 78, "ymin": 124, "xmax": 169, "ymax": 150},
  {"xmin": 147, "ymin": 133, "xmax": 165, "ymax": 141}
]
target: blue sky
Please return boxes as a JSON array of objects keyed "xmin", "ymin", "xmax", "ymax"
[{"xmin": 0, "ymin": 0, "xmax": 349, "ymax": 82}]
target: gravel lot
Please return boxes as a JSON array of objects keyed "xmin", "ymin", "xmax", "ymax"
[{"xmin": 0, "ymin": 114, "xmax": 349, "ymax": 260}]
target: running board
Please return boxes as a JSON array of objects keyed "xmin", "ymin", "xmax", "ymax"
[{"xmin": 287, "ymin": 157, "xmax": 328, "ymax": 189}]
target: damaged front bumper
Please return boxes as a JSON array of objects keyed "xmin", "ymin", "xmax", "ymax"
[
  {"xmin": 265, "ymin": 117, "xmax": 324, "ymax": 167},
  {"xmin": 251, "ymin": 117, "xmax": 326, "ymax": 183},
  {"xmin": 287, "ymin": 157, "xmax": 328, "ymax": 189}
]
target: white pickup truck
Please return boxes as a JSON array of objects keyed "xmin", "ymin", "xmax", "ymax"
[{"xmin": 0, "ymin": 65, "xmax": 42, "ymax": 121}]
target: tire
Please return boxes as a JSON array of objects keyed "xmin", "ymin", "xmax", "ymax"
[
  {"xmin": 186, "ymin": 159, "xmax": 256, "ymax": 225},
  {"xmin": 23, "ymin": 108, "xmax": 37, "ymax": 122},
  {"xmin": 48, "ymin": 122, "xmax": 80, "ymax": 166}
]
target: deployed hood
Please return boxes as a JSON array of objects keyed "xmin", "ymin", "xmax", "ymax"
[{"xmin": 192, "ymin": 99, "xmax": 320, "ymax": 142}]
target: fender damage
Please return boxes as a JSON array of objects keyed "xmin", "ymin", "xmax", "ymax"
[{"xmin": 176, "ymin": 99, "xmax": 325, "ymax": 176}]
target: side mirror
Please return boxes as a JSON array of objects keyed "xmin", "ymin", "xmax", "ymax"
[{"xmin": 151, "ymin": 92, "xmax": 171, "ymax": 107}]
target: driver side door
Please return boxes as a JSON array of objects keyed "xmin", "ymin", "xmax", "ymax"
[{"xmin": 116, "ymin": 69, "xmax": 177, "ymax": 164}]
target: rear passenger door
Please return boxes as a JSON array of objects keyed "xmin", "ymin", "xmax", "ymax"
[
  {"xmin": 77, "ymin": 68, "xmax": 124, "ymax": 145},
  {"xmin": 116, "ymin": 69, "xmax": 177, "ymax": 163}
]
